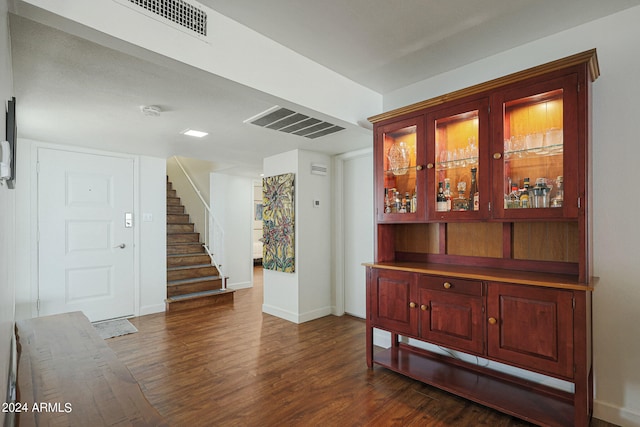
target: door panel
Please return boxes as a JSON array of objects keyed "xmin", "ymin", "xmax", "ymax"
[
  {"xmin": 38, "ymin": 148, "xmax": 135, "ymax": 321},
  {"xmin": 487, "ymin": 282, "xmax": 574, "ymax": 378},
  {"xmin": 370, "ymin": 269, "xmax": 418, "ymax": 336}
]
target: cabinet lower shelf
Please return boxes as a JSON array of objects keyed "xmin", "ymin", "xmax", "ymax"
[{"xmin": 373, "ymin": 344, "xmax": 575, "ymax": 427}]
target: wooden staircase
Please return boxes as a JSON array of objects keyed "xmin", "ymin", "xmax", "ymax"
[{"xmin": 166, "ymin": 179, "xmax": 234, "ymax": 311}]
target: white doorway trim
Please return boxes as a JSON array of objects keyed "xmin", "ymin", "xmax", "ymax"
[
  {"xmin": 333, "ymin": 147, "xmax": 372, "ymax": 317},
  {"xmin": 28, "ymin": 141, "xmax": 141, "ymax": 319}
]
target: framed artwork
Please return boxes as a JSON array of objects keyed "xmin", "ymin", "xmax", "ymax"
[{"xmin": 262, "ymin": 173, "xmax": 295, "ymax": 273}]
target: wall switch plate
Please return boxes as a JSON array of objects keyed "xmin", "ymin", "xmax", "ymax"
[{"xmin": 313, "ymin": 199, "xmax": 320, "ymax": 208}]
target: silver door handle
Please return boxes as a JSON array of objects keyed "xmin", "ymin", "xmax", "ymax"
[{"xmin": 113, "ymin": 243, "xmax": 126, "ymax": 249}]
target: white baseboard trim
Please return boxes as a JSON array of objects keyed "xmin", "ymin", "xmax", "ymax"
[
  {"xmin": 262, "ymin": 304, "xmax": 332, "ymax": 324},
  {"xmin": 594, "ymin": 399, "xmax": 640, "ymax": 427},
  {"xmin": 139, "ymin": 303, "xmax": 165, "ymax": 316},
  {"xmin": 228, "ymin": 281, "xmax": 252, "ymax": 290}
]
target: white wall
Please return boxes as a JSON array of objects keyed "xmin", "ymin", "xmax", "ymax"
[
  {"xmin": 210, "ymin": 172, "xmax": 253, "ymax": 290},
  {"xmin": 262, "ymin": 149, "xmax": 332, "ymax": 323},
  {"xmin": 138, "ymin": 156, "xmax": 167, "ymax": 315},
  {"xmin": 14, "ymin": 139, "xmax": 167, "ymax": 320},
  {"xmin": 0, "ymin": 0, "xmax": 15, "ymax": 423},
  {"xmin": 383, "ymin": 6, "xmax": 640, "ymax": 426}
]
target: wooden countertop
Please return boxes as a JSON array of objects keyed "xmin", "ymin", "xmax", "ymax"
[
  {"xmin": 363, "ymin": 261, "xmax": 597, "ymax": 291},
  {"xmin": 16, "ymin": 311, "xmax": 168, "ymax": 427}
]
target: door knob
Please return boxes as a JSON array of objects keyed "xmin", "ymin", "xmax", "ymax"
[{"xmin": 113, "ymin": 243, "xmax": 126, "ymax": 249}]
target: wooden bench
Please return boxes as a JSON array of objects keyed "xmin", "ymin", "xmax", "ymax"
[{"xmin": 15, "ymin": 311, "xmax": 167, "ymax": 426}]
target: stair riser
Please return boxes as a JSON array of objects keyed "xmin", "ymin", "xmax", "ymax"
[
  {"xmin": 167, "ymin": 189, "xmax": 176, "ymax": 197},
  {"xmin": 165, "ymin": 292, "xmax": 233, "ymax": 312},
  {"xmin": 167, "ymin": 244, "xmax": 204, "ymax": 255},
  {"xmin": 167, "ymin": 255, "xmax": 211, "ymax": 268},
  {"xmin": 167, "ymin": 197, "xmax": 181, "ymax": 206},
  {"xmin": 168, "ymin": 224, "xmax": 195, "ymax": 233},
  {"xmin": 167, "ymin": 206, "xmax": 185, "ymax": 214},
  {"xmin": 167, "ymin": 266, "xmax": 219, "ymax": 281},
  {"xmin": 167, "ymin": 233, "xmax": 200, "ymax": 243},
  {"xmin": 167, "ymin": 279, "xmax": 223, "ymax": 297},
  {"xmin": 167, "ymin": 214, "xmax": 190, "ymax": 224}
]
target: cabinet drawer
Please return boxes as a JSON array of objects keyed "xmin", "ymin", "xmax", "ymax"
[{"xmin": 419, "ymin": 275, "xmax": 482, "ymax": 296}]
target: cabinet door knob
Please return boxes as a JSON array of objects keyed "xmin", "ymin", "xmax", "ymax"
[
  {"xmin": 409, "ymin": 302, "xmax": 416, "ymax": 308},
  {"xmin": 420, "ymin": 304, "xmax": 428, "ymax": 311},
  {"xmin": 488, "ymin": 317, "xmax": 497, "ymax": 325},
  {"xmin": 493, "ymin": 152, "xmax": 502, "ymax": 160},
  {"xmin": 426, "ymin": 163, "xmax": 434, "ymax": 169},
  {"xmin": 443, "ymin": 282, "xmax": 452, "ymax": 289},
  {"xmin": 416, "ymin": 165, "xmax": 424, "ymax": 171}
]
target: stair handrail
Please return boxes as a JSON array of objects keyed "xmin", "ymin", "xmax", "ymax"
[{"xmin": 172, "ymin": 156, "xmax": 226, "ymax": 290}]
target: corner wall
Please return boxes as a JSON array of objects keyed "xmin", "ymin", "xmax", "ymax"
[
  {"xmin": 383, "ymin": 6, "xmax": 640, "ymax": 425},
  {"xmin": 262, "ymin": 149, "xmax": 332, "ymax": 323}
]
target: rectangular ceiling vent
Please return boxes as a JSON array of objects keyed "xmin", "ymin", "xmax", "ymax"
[
  {"xmin": 119, "ymin": 0, "xmax": 207, "ymax": 36},
  {"xmin": 245, "ymin": 106, "xmax": 345, "ymax": 139}
]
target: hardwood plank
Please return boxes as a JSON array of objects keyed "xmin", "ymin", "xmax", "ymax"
[{"xmin": 105, "ymin": 267, "xmax": 614, "ymax": 426}]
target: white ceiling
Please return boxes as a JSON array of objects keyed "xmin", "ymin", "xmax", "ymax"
[{"xmin": 9, "ymin": 0, "xmax": 640, "ymax": 177}]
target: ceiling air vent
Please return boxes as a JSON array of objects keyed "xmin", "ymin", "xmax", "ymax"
[
  {"xmin": 121, "ymin": 0, "xmax": 207, "ymax": 36},
  {"xmin": 245, "ymin": 106, "xmax": 345, "ymax": 139}
]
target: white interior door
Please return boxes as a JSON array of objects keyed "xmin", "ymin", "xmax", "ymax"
[
  {"xmin": 343, "ymin": 153, "xmax": 373, "ymax": 318},
  {"xmin": 37, "ymin": 148, "xmax": 135, "ymax": 321}
]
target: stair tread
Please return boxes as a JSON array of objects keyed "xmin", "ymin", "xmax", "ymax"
[
  {"xmin": 167, "ymin": 264, "xmax": 213, "ymax": 271},
  {"xmin": 166, "ymin": 289, "xmax": 234, "ymax": 302},
  {"xmin": 167, "ymin": 253, "xmax": 209, "ymax": 258},
  {"xmin": 168, "ymin": 275, "xmax": 222, "ymax": 286}
]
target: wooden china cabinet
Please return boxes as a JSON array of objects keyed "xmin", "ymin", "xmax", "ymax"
[{"xmin": 365, "ymin": 50, "xmax": 599, "ymax": 427}]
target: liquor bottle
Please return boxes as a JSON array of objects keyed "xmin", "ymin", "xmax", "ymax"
[
  {"xmin": 411, "ymin": 189, "xmax": 417, "ymax": 213},
  {"xmin": 452, "ymin": 181, "xmax": 468, "ymax": 211},
  {"xmin": 404, "ymin": 192, "xmax": 411, "ymax": 213},
  {"xmin": 444, "ymin": 178, "xmax": 452, "ymax": 211},
  {"xmin": 468, "ymin": 167, "xmax": 479, "ymax": 211},
  {"xmin": 384, "ymin": 188, "xmax": 391, "ymax": 213},
  {"xmin": 394, "ymin": 189, "xmax": 401, "ymax": 213},
  {"xmin": 520, "ymin": 177, "xmax": 530, "ymax": 208},
  {"xmin": 436, "ymin": 182, "xmax": 447, "ymax": 212},
  {"xmin": 508, "ymin": 184, "xmax": 520, "ymax": 208}
]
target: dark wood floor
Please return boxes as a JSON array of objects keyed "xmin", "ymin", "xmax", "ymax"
[{"xmin": 107, "ymin": 267, "xmax": 615, "ymax": 427}]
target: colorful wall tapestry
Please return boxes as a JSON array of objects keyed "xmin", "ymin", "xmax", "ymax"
[{"xmin": 262, "ymin": 173, "xmax": 295, "ymax": 273}]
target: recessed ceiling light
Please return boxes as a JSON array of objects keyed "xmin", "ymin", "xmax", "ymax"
[{"xmin": 181, "ymin": 129, "xmax": 208, "ymax": 138}]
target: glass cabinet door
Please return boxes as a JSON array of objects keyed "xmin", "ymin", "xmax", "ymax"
[
  {"xmin": 492, "ymin": 74, "xmax": 578, "ymax": 219},
  {"xmin": 427, "ymin": 99, "xmax": 489, "ymax": 220},
  {"xmin": 375, "ymin": 115, "xmax": 425, "ymax": 222}
]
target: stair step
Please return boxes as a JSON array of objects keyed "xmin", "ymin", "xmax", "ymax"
[
  {"xmin": 165, "ymin": 289, "xmax": 235, "ymax": 312},
  {"xmin": 167, "ymin": 214, "xmax": 190, "ymax": 224},
  {"xmin": 167, "ymin": 205, "xmax": 185, "ymax": 214},
  {"xmin": 167, "ymin": 265, "xmax": 219, "ymax": 282},
  {"xmin": 167, "ymin": 197, "xmax": 181, "ymax": 206},
  {"xmin": 167, "ymin": 276, "xmax": 223, "ymax": 296},
  {"xmin": 167, "ymin": 232, "xmax": 200, "ymax": 243},
  {"xmin": 167, "ymin": 223, "xmax": 195, "ymax": 233},
  {"xmin": 167, "ymin": 243, "xmax": 205, "ymax": 255},
  {"xmin": 167, "ymin": 189, "xmax": 177, "ymax": 198},
  {"xmin": 167, "ymin": 253, "xmax": 211, "ymax": 268}
]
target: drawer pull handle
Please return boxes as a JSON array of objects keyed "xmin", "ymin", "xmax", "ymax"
[
  {"xmin": 420, "ymin": 304, "xmax": 428, "ymax": 311},
  {"xmin": 488, "ymin": 317, "xmax": 497, "ymax": 325},
  {"xmin": 443, "ymin": 282, "xmax": 452, "ymax": 289},
  {"xmin": 409, "ymin": 302, "xmax": 416, "ymax": 308}
]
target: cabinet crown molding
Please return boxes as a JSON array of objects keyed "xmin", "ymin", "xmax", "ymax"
[{"xmin": 369, "ymin": 49, "xmax": 599, "ymax": 124}]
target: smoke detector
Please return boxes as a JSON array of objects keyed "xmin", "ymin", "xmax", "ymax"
[{"xmin": 140, "ymin": 105, "xmax": 162, "ymax": 117}]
